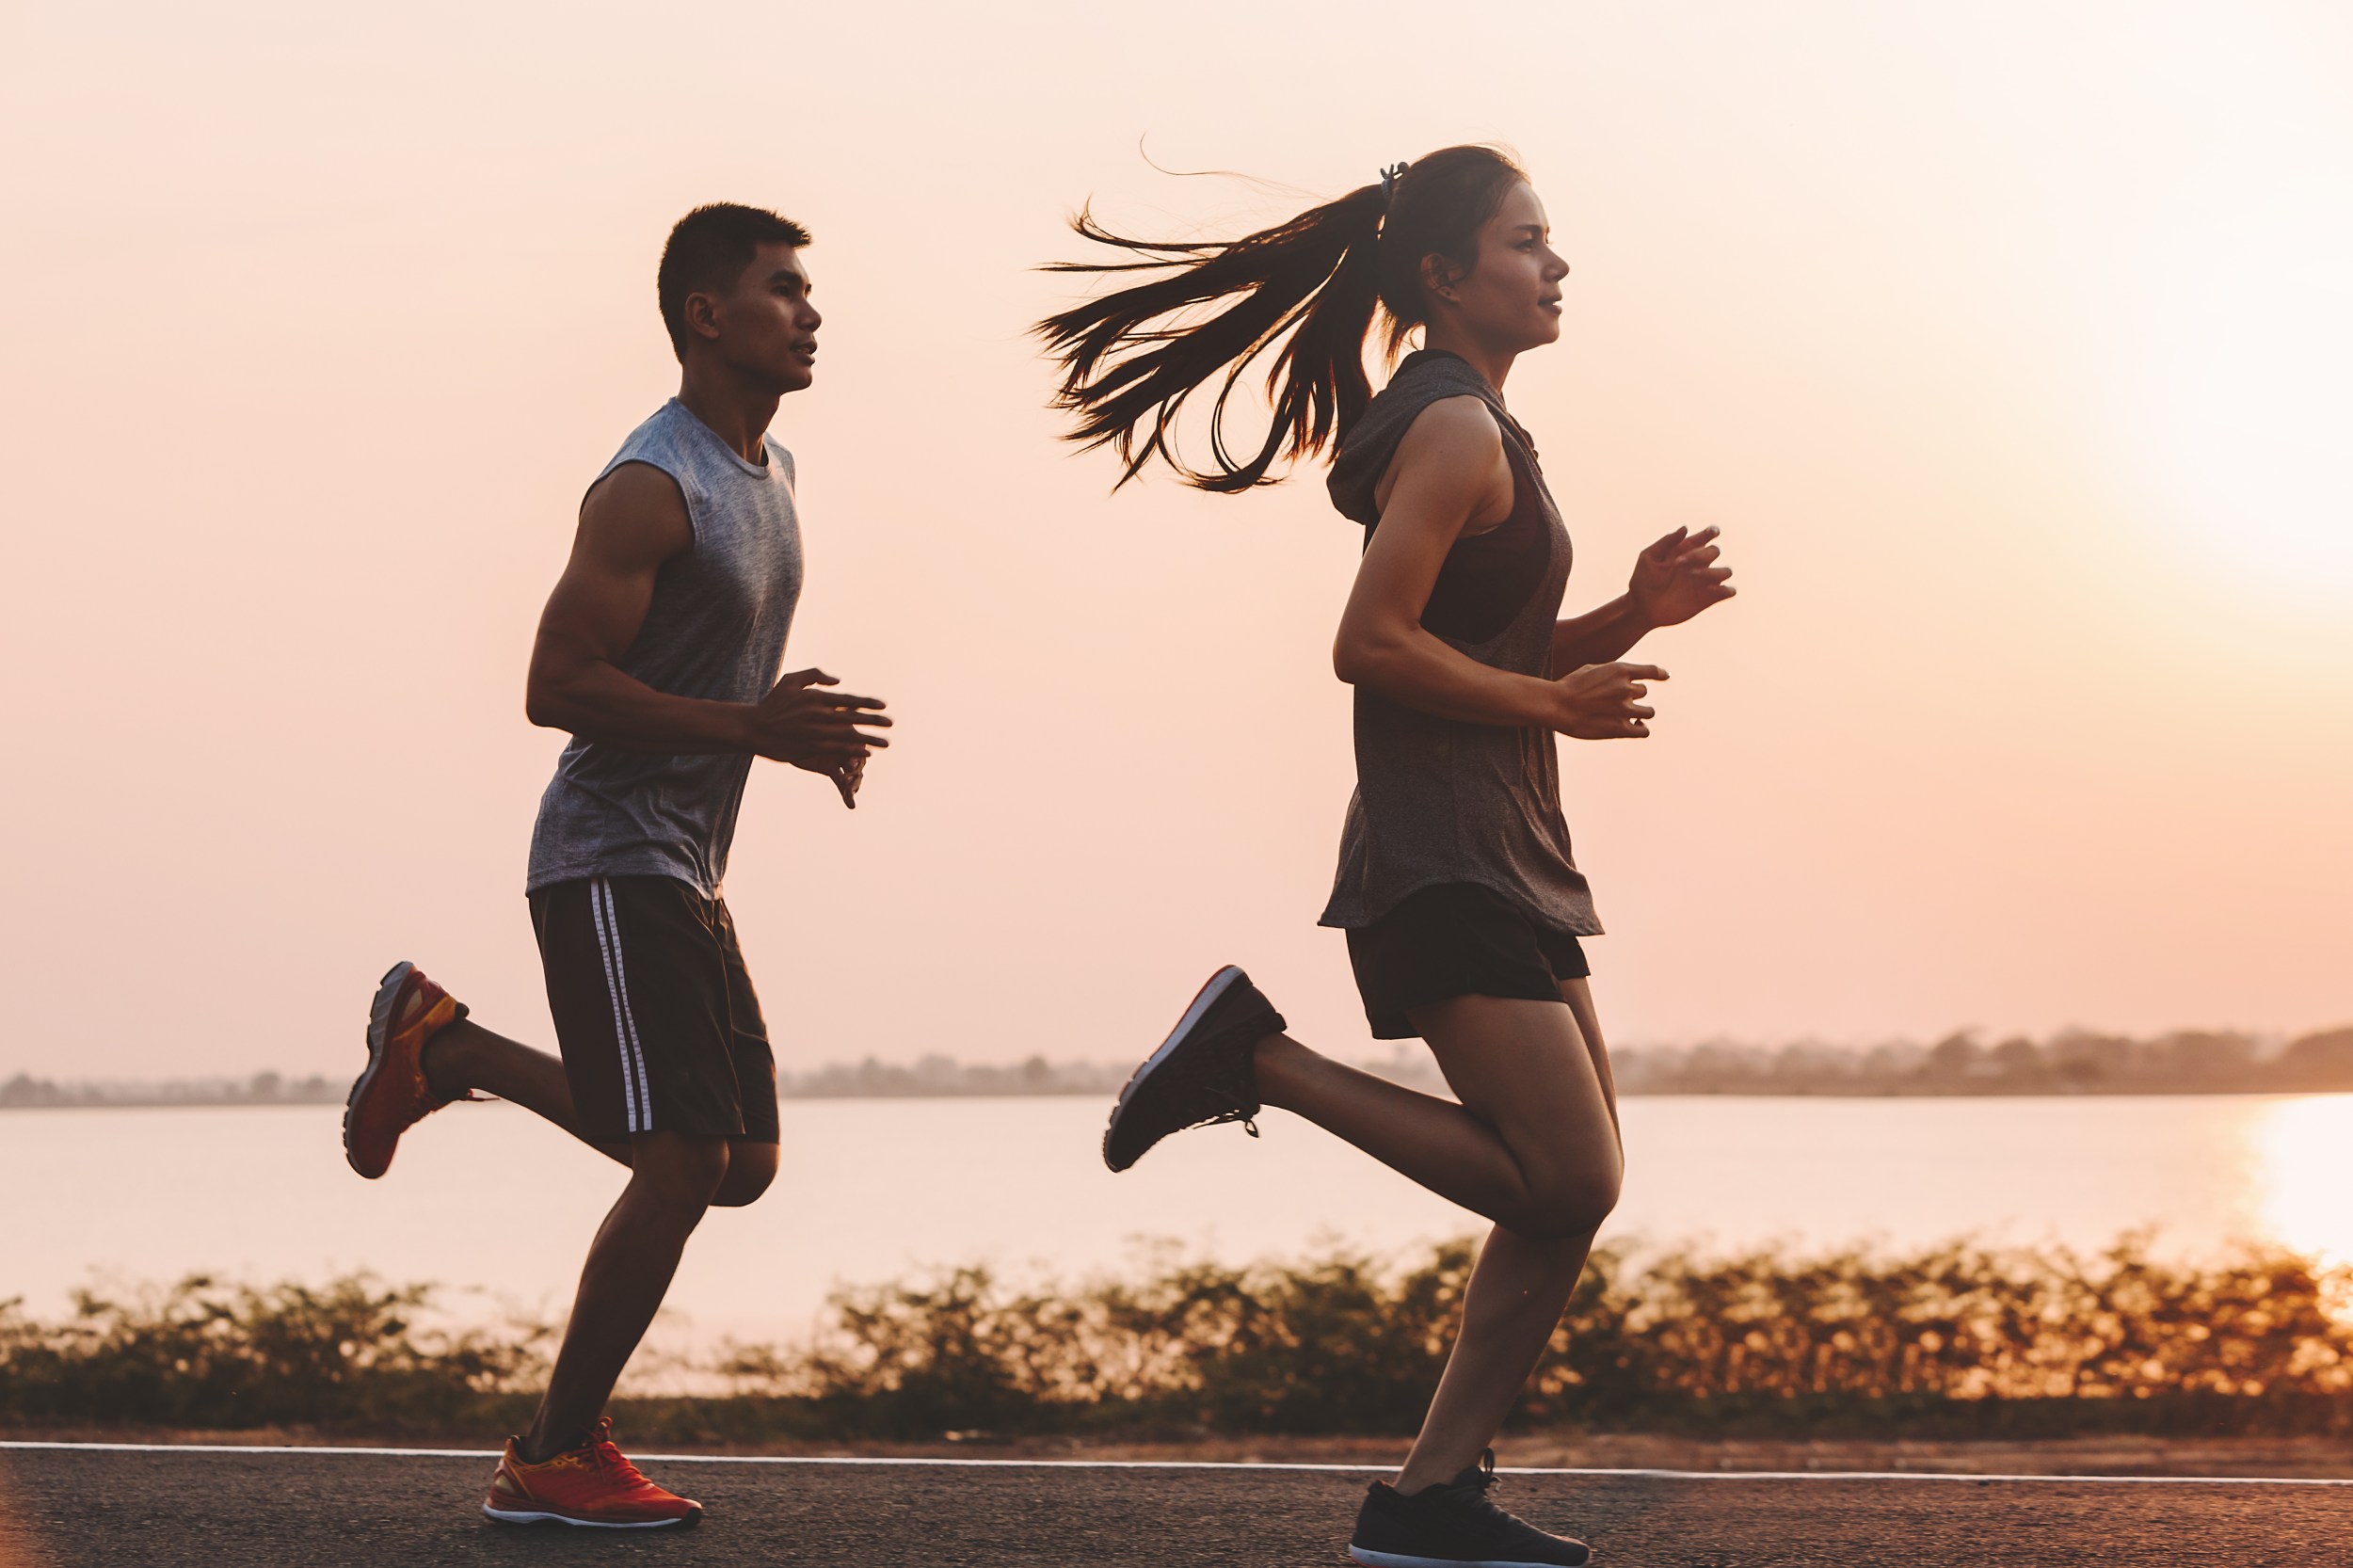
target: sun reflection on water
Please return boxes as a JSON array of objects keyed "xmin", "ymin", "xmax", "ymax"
[{"xmin": 2250, "ymin": 1096, "xmax": 2353, "ymax": 1274}]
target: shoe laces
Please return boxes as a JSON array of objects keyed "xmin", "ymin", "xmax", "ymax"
[
  {"xmin": 1439, "ymin": 1449, "xmax": 1506, "ymax": 1512},
  {"xmin": 1190, "ymin": 1085, "xmax": 1259, "ymax": 1140},
  {"xmin": 577, "ymin": 1420, "xmax": 651, "ymax": 1487},
  {"xmin": 590, "ymin": 1440, "xmax": 635, "ymax": 1476},
  {"xmin": 411, "ymin": 1063, "xmax": 485, "ymax": 1110}
]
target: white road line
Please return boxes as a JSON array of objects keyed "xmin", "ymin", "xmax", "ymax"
[{"xmin": 3, "ymin": 1441, "xmax": 2350, "ymax": 1487}]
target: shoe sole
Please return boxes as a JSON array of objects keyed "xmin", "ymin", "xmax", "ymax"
[
  {"xmin": 1349, "ymin": 1550, "xmax": 1584, "ymax": 1568},
  {"xmin": 341, "ymin": 961, "xmax": 414, "ymax": 1179},
  {"xmin": 482, "ymin": 1504, "xmax": 700, "ymax": 1529},
  {"xmin": 1100, "ymin": 964, "xmax": 1247, "ymax": 1172}
]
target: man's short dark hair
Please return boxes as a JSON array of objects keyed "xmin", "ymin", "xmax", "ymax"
[{"xmin": 658, "ymin": 203, "xmax": 812, "ymax": 360}]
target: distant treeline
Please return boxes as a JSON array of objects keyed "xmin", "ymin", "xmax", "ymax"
[
  {"xmin": 1601, "ymin": 1024, "xmax": 2353, "ymax": 1097},
  {"xmin": 7, "ymin": 1023, "xmax": 2350, "ymax": 1110},
  {"xmin": 8, "ymin": 1236, "xmax": 2353, "ymax": 1441},
  {"xmin": 778, "ymin": 1056, "xmax": 1129, "ymax": 1098},
  {"xmin": 0, "ymin": 1058, "xmax": 1130, "ymax": 1110},
  {"xmin": 0, "ymin": 1071, "xmax": 347, "ymax": 1109}
]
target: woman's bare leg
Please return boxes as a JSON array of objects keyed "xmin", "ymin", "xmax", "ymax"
[
  {"xmin": 1394, "ymin": 980, "xmax": 1620, "ymax": 1490},
  {"xmin": 1253, "ymin": 991, "xmax": 1620, "ymax": 1241},
  {"xmin": 1254, "ymin": 981, "xmax": 1623, "ymax": 1492},
  {"xmin": 1398, "ymin": 1223, "xmax": 1595, "ymax": 1491},
  {"xmin": 1558, "ymin": 978, "xmax": 1622, "ymax": 1137}
]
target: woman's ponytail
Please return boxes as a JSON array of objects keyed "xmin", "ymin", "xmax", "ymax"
[
  {"xmin": 1037, "ymin": 185, "xmax": 1385, "ymax": 491},
  {"xmin": 1036, "ymin": 144, "xmax": 1527, "ymax": 493}
]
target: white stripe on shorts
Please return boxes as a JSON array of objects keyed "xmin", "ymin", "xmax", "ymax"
[
  {"xmin": 587, "ymin": 878, "xmax": 648, "ymax": 1132},
  {"xmin": 598, "ymin": 878, "xmax": 655, "ymax": 1129}
]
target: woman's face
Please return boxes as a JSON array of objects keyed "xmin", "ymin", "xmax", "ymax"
[{"xmin": 1428, "ymin": 182, "xmax": 1569, "ymax": 354}]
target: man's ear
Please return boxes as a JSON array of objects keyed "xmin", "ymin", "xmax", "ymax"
[{"xmin": 683, "ymin": 289, "xmax": 724, "ymax": 344}]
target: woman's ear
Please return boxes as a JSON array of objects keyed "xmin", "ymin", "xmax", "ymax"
[{"xmin": 1418, "ymin": 252, "xmax": 1463, "ymax": 304}]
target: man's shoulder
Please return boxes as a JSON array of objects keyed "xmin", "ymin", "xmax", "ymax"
[
  {"xmin": 607, "ymin": 399, "xmax": 697, "ymax": 469},
  {"xmin": 578, "ymin": 459, "xmax": 693, "ymax": 564},
  {"xmin": 588, "ymin": 458, "xmax": 690, "ymax": 511},
  {"xmin": 587, "ymin": 402, "xmax": 700, "ymax": 512}
]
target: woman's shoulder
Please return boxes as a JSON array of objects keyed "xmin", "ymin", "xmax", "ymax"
[
  {"xmin": 1370, "ymin": 349, "xmax": 1492, "ymax": 408},
  {"xmin": 1390, "ymin": 394, "xmax": 1504, "ymax": 466},
  {"xmin": 1398, "ymin": 392, "xmax": 1499, "ymax": 434},
  {"xmin": 1330, "ymin": 360, "xmax": 1505, "ymax": 524}
]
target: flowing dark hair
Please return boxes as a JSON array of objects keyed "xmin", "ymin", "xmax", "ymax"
[{"xmin": 1036, "ymin": 144, "xmax": 1529, "ymax": 491}]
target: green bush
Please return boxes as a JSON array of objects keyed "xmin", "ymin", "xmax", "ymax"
[
  {"xmin": 0, "ymin": 1274, "xmax": 545, "ymax": 1429},
  {"xmin": 733, "ymin": 1235, "xmax": 2353, "ymax": 1439},
  {"xmin": 8, "ymin": 1238, "xmax": 2352, "ymax": 1440}
]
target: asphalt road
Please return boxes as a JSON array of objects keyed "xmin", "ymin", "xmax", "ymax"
[{"xmin": 3, "ymin": 1446, "xmax": 2347, "ymax": 1567}]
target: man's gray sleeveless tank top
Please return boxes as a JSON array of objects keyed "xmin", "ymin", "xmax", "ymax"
[
  {"xmin": 526, "ymin": 399, "xmax": 804, "ymax": 898},
  {"xmin": 1317, "ymin": 351, "xmax": 1601, "ymax": 936}
]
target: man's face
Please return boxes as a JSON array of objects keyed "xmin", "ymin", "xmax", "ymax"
[{"xmin": 701, "ymin": 243, "xmax": 821, "ymax": 394}]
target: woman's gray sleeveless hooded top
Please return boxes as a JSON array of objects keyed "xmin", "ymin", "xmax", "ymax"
[{"xmin": 1317, "ymin": 351, "xmax": 1601, "ymax": 936}]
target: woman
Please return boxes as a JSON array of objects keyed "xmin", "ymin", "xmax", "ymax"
[{"xmin": 1039, "ymin": 145, "xmax": 1734, "ymax": 1568}]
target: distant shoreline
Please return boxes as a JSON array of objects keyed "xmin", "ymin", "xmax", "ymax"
[
  {"xmin": 8, "ymin": 1022, "xmax": 2349, "ymax": 1109},
  {"xmin": 7, "ymin": 1082, "xmax": 2353, "ymax": 1110}
]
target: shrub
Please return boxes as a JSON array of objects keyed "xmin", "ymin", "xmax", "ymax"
[
  {"xmin": 0, "ymin": 1273, "xmax": 545, "ymax": 1429},
  {"xmin": 9, "ymin": 1238, "xmax": 2352, "ymax": 1440}
]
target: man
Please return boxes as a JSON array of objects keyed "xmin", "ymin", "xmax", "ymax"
[{"xmin": 341, "ymin": 202, "xmax": 888, "ymax": 1529}]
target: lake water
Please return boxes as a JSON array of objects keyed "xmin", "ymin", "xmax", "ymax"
[{"xmin": 9, "ymin": 1094, "xmax": 2353, "ymax": 1369}]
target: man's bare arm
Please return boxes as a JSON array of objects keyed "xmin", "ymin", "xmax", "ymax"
[
  {"xmin": 526, "ymin": 464, "xmax": 751, "ymax": 752},
  {"xmin": 524, "ymin": 462, "xmax": 888, "ymax": 773}
]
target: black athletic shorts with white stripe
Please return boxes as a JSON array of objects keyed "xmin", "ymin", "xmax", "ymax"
[{"xmin": 529, "ymin": 875, "xmax": 779, "ymax": 1144}]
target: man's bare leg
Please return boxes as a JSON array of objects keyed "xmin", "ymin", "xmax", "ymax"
[
  {"xmin": 520, "ymin": 1130, "xmax": 728, "ymax": 1461},
  {"xmin": 421, "ymin": 1018, "xmax": 627, "ymax": 1164},
  {"xmin": 420, "ymin": 1018, "xmax": 779, "ymax": 1208}
]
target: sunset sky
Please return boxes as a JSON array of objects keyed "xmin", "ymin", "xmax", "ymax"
[{"xmin": 2, "ymin": 0, "xmax": 2347, "ymax": 1083}]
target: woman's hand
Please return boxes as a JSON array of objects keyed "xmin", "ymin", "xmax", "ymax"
[
  {"xmin": 1549, "ymin": 663, "xmax": 1666, "ymax": 740},
  {"xmin": 1629, "ymin": 525, "xmax": 1736, "ymax": 628}
]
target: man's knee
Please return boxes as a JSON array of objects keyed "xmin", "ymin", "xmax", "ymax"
[
  {"xmin": 629, "ymin": 1133, "xmax": 733, "ymax": 1210},
  {"xmin": 709, "ymin": 1143, "xmax": 778, "ymax": 1208}
]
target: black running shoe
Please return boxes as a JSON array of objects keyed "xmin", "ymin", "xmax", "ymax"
[
  {"xmin": 1349, "ymin": 1451, "xmax": 1591, "ymax": 1568},
  {"xmin": 1101, "ymin": 966, "xmax": 1287, "ymax": 1173}
]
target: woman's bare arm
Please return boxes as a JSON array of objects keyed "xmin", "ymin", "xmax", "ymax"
[
  {"xmin": 1552, "ymin": 525, "xmax": 1736, "ymax": 667},
  {"xmin": 1334, "ymin": 400, "xmax": 1661, "ymax": 739}
]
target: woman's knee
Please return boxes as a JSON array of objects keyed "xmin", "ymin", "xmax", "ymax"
[{"xmin": 1513, "ymin": 1160, "xmax": 1623, "ymax": 1240}]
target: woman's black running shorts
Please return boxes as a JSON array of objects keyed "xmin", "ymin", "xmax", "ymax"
[
  {"xmin": 530, "ymin": 874, "xmax": 779, "ymax": 1144},
  {"xmin": 1345, "ymin": 882, "xmax": 1591, "ymax": 1041}
]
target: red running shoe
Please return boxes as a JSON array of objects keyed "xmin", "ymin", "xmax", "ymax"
[
  {"xmin": 342, "ymin": 961, "xmax": 472, "ymax": 1178},
  {"xmin": 482, "ymin": 1420, "xmax": 703, "ymax": 1529}
]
